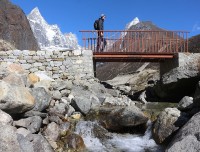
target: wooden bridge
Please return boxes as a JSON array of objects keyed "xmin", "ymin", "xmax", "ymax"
[{"xmin": 80, "ymin": 30, "xmax": 189, "ymax": 62}]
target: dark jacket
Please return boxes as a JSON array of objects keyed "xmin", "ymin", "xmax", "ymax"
[{"xmin": 98, "ymin": 18, "xmax": 104, "ymax": 30}]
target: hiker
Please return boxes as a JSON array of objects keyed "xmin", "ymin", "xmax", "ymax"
[{"xmin": 94, "ymin": 14, "xmax": 106, "ymax": 52}]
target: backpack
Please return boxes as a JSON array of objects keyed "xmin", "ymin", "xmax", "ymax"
[{"xmin": 94, "ymin": 19, "xmax": 99, "ymax": 30}]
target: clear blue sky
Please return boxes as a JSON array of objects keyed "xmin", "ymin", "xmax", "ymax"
[{"xmin": 11, "ymin": 0, "xmax": 200, "ymax": 45}]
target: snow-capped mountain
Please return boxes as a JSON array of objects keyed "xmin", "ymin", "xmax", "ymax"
[
  {"xmin": 27, "ymin": 7, "xmax": 79, "ymax": 50},
  {"xmin": 125, "ymin": 17, "xmax": 140, "ymax": 30}
]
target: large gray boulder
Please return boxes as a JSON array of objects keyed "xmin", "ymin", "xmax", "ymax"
[
  {"xmin": 0, "ymin": 80, "xmax": 35, "ymax": 113},
  {"xmin": 166, "ymin": 112, "xmax": 200, "ymax": 152},
  {"xmin": 70, "ymin": 85, "xmax": 102, "ymax": 115},
  {"xmin": 152, "ymin": 108, "xmax": 187, "ymax": 144},
  {"xmin": 87, "ymin": 105, "xmax": 148, "ymax": 131}
]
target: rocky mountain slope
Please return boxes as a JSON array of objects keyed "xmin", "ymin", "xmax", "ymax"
[
  {"xmin": 0, "ymin": 0, "xmax": 39, "ymax": 50},
  {"xmin": 188, "ymin": 34, "xmax": 200, "ymax": 53},
  {"xmin": 27, "ymin": 7, "xmax": 79, "ymax": 50}
]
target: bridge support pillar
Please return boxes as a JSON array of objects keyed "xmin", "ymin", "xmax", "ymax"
[
  {"xmin": 93, "ymin": 60, "xmax": 96, "ymax": 77},
  {"xmin": 160, "ymin": 56, "xmax": 179, "ymax": 81}
]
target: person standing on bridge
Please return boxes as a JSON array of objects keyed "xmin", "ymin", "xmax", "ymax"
[{"xmin": 95, "ymin": 14, "xmax": 106, "ymax": 52}]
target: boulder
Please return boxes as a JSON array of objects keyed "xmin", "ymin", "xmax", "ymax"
[
  {"xmin": 177, "ymin": 96, "xmax": 193, "ymax": 111},
  {"xmin": 166, "ymin": 112, "xmax": 200, "ymax": 152},
  {"xmin": 0, "ymin": 80, "xmax": 35, "ymax": 113},
  {"xmin": 152, "ymin": 108, "xmax": 189, "ymax": 144},
  {"xmin": 87, "ymin": 105, "xmax": 148, "ymax": 131},
  {"xmin": 31, "ymin": 87, "xmax": 51, "ymax": 112}
]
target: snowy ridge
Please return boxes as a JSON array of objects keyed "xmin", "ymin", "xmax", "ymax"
[
  {"xmin": 125, "ymin": 17, "xmax": 140, "ymax": 30},
  {"xmin": 27, "ymin": 7, "xmax": 79, "ymax": 50}
]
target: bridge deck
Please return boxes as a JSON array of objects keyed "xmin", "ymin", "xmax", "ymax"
[{"xmin": 93, "ymin": 52, "xmax": 177, "ymax": 62}]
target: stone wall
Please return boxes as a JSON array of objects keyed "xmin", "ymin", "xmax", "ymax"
[{"xmin": 0, "ymin": 49, "xmax": 94, "ymax": 79}]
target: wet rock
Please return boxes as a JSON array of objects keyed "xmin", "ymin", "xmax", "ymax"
[
  {"xmin": 64, "ymin": 133, "xmax": 86, "ymax": 151},
  {"xmin": 152, "ymin": 108, "xmax": 189, "ymax": 144},
  {"xmin": 177, "ymin": 96, "xmax": 193, "ymax": 111},
  {"xmin": 59, "ymin": 122, "xmax": 71, "ymax": 136},
  {"xmin": 87, "ymin": 105, "xmax": 148, "ymax": 131}
]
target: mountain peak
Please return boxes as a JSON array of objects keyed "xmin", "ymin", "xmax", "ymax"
[
  {"xmin": 27, "ymin": 7, "xmax": 79, "ymax": 50},
  {"xmin": 125, "ymin": 17, "xmax": 140, "ymax": 30},
  {"xmin": 30, "ymin": 7, "xmax": 41, "ymax": 16}
]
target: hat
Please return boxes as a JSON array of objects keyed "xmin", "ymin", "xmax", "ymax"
[{"xmin": 101, "ymin": 14, "xmax": 106, "ymax": 18}]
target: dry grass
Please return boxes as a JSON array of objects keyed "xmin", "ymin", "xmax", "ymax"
[{"xmin": 0, "ymin": 39, "xmax": 16, "ymax": 51}]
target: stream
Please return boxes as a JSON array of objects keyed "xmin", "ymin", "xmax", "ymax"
[{"xmin": 75, "ymin": 102, "xmax": 177, "ymax": 152}]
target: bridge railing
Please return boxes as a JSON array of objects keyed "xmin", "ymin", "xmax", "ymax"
[{"xmin": 80, "ymin": 30, "xmax": 189, "ymax": 53}]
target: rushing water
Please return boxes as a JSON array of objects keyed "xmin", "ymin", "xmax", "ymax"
[{"xmin": 75, "ymin": 120, "xmax": 164, "ymax": 152}]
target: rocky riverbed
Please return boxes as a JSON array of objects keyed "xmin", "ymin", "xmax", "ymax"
[{"xmin": 1, "ymin": 60, "xmax": 200, "ymax": 152}]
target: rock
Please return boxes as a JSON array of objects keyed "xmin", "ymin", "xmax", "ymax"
[
  {"xmin": 177, "ymin": 96, "xmax": 193, "ymax": 110},
  {"xmin": 71, "ymin": 96, "xmax": 92, "ymax": 115},
  {"xmin": 193, "ymin": 81, "xmax": 200, "ymax": 107},
  {"xmin": 0, "ymin": 80, "xmax": 35, "ymax": 114},
  {"xmin": 0, "ymin": 63, "xmax": 26, "ymax": 79},
  {"xmin": 31, "ymin": 87, "xmax": 51, "ymax": 112},
  {"xmin": 71, "ymin": 112, "xmax": 82, "ymax": 120},
  {"xmin": 16, "ymin": 128, "xmax": 31, "ymax": 137},
  {"xmin": 52, "ymin": 90, "xmax": 62, "ymax": 100},
  {"xmin": 0, "ymin": 0, "xmax": 39, "ymax": 50},
  {"xmin": 87, "ymin": 105, "xmax": 148, "ymax": 131},
  {"xmin": 0, "ymin": 109, "xmax": 13, "ymax": 125},
  {"xmin": 152, "ymin": 108, "xmax": 189, "ymax": 144},
  {"xmin": 60, "ymin": 122, "xmax": 71, "ymax": 136},
  {"xmin": 28, "ymin": 73, "xmax": 40, "ymax": 85},
  {"xmin": 0, "ymin": 124, "xmax": 21, "ymax": 152},
  {"xmin": 52, "ymin": 80, "xmax": 73, "ymax": 91},
  {"xmin": 17, "ymin": 134, "xmax": 34, "ymax": 152},
  {"xmin": 34, "ymin": 80, "xmax": 53, "ymax": 91},
  {"xmin": 3, "ymin": 73, "xmax": 26, "ymax": 86},
  {"xmin": 138, "ymin": 90, "xmax": 147, "ymax": 104},
  {"xmin": 44, "ymin": 122, "xmax": 60, "ymax": 142},
  {"xmin": 23, "ymin": 110, "xmax": 47, "ymax": 118},
  {"xmin": 166, "ymin": 112, "xmax": 200, "ymax": 152},
  {"xmin": 14, "ymin": 116, "xmax": 42, "ymax": 133},
  {"xmin": 26, "ymin": 134, "xmax": 54, "ymax": 152},
  {"xmin": 64, "ymin": 133, "xmax": 86, "ymax": 151}
]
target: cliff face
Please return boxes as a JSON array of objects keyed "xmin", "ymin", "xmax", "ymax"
[{"xmin": 0, "ymin": 0, "xmax": 39, "ymax": 50}]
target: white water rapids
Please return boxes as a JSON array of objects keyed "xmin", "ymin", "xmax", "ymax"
[{"xmin": 75, "ymin": 120, "xmax": 163, "ymax": 152}]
